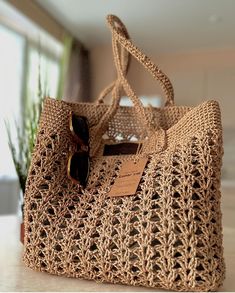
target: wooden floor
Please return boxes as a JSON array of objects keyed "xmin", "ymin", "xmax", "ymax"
[{"xmin": 0, "ymin": 184, "xmax": 234, "ymax": 292}]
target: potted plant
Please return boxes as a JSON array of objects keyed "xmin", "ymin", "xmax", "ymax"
[
  {"xmin": 5, "ymin": 67, "xmax": 45, "ymax": 244},
  {"xmin": 6, "ymin": 37, "xmax": 70, "ymax": 242}
]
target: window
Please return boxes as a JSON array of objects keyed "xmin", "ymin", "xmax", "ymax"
[
  {"xmin": 0, "ymin": 24, "xmax": 24, "ymax": 178},
  {"xmin": 0, "ymin": 2, "xmax": 63, "ymax": 179},
  {"xmin": 26, "ymin": 46, "xmax": 60, "ymax": 100}
]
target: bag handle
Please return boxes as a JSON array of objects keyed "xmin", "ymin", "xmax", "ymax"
[
  {"xmin": 107, "ymin": 15, "xmax": 174, "ymax": 105},
  {"xmin": 90, "ymin": 15, "xmax": 173, "ymax": 156},
  {"xmin": 97, "ymin": 15, "xmax": 174, "ymax": 106},
  {"xmin": 97, "ymin": 17, "xmax": 131, "ymax": 105}
]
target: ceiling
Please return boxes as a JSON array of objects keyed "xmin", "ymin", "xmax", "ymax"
[{"xmin": 36, "ymin": 0, "xmax": 235, "ymax": 54}]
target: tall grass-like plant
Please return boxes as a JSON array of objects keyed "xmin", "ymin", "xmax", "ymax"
[
  {"xmin": 6, "ymin": 61, "xmax": 44, "ymax": 196},
  {"xmin": 6, "ymin": 36, "xmax": 70, "ymax": 210}
]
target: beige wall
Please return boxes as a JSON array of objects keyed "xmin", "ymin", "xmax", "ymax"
[
  {"xmin": 90, "ymin": 44, "xmax": 115, "ymax": 102},
  {"xmin": 91, "ymin": 46, "xmax": 235, "ymax": 128}
]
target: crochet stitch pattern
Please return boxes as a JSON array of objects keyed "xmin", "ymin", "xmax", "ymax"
[{"xmin": 23, "ymin": 15, "xmax": 225, "ymax": 292}]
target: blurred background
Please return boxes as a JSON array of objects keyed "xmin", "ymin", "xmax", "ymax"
[{"xmin": 0, "ymin": 0, "xmax": 235, "ymax": 215}]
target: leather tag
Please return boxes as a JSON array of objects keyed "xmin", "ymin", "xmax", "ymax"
[
  {"xmin": 108, "ymin": 158, "xmax": 148, "ymax": 197},
  {"xmin": 103, "ymin": 142, "xmax": 142, "ymax": 156}
]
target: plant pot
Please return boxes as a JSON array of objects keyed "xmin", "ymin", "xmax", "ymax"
[{"xmin": 20, "ymin": 222, "xmax": 24, "ymax": 244}]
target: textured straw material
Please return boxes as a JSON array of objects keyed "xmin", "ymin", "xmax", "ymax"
[{"xmin": 23, "ymin": 15, "xmax": 225, "ymax": 291}]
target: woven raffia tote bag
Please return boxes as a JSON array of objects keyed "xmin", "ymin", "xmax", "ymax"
[{"xmin": 23, "ymin": 15, "xmax": 225, "ymax": 291}]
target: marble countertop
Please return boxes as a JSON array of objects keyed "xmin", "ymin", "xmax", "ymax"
[{"xmin": 0, "ymin": 185, "xmax": 234, "ymax": 292}]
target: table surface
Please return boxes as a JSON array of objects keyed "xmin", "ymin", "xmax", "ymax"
[{"xmin": 0, "ymin": 185, "xmax": 235, "ymax": 292}]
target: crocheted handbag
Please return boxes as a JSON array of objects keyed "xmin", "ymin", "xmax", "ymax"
[{"xmin": 23, "ymin": 15, "xmax": 225, "ymax": 291}]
